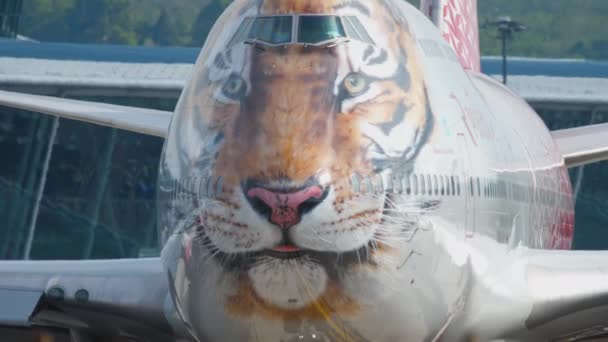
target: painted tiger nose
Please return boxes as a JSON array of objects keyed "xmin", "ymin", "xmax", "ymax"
[{"xmin": 244, "ymin": 181, "xmax": 328, "ymax": 229}]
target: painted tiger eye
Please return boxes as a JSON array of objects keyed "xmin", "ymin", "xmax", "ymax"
[
  {"xmin": 344, "ymin": 73, "xmax": 368, "ymax": 96},
  {"xmin": 225, "ymin": 79, "xmax": 243, "ymax": 94},
  {"xmin": 222, "ymin": 74, "xmax": 247, "ymax": 100}
]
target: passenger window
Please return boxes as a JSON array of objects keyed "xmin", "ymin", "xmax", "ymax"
[
  {"xmin": 470, "ymin": 178, "xmax": 474, "ymax": 197},
  {"xmin": 248, "ymin": 16, "xmax": 293, "ymax": 44},
  {"xmin": 451, "ymin": 176, "xmax": 456, "ymax": 196},
  {"xmin": 373, "ymin": 174, "xmax": 383, "ymax": 194},
  {"xmin": 433, "ymin": 175, "xmax": 439, "ymax": 196},
  {"xmin": 298, "ymin": 15, "xmax": 346, "ymax": 44},
  {"xmin": 394, "ymin": 174, "xmax": 403, "ymax": 195},
  {"xmin": 485, "ymin": 179, "xmax": 489, "ymax": 197},
  {"xmin": 517, "ymin": 184, "xmax": 522, "ymax": 201},
  {"xmin": 412, "ymin": 175, "xmax": 418, "ymax": 195},
  {"xmin": 393, "ymin": 174, "xmax": 402, "ymax": 194},
  {"xmin": 420, "ymin": 174, "xmax": 426, "ymax": 195},
  {"xmin": 446, "ymin": 176, "xmax": 451, "ymax": 196},
  {"xmin": 516, "ymin": 184, "xmax": 521, "ymax": 201},
  {"xmin": 351, "ymin": 174, "xmax": 361, "ymax": 193},
  {"xmin": 540, "ymin": 189, "xmax": 544, "ymax": 203},
  {"xmin": 363, "ymin": 175, "xmax": 373, "ymax": 194}
]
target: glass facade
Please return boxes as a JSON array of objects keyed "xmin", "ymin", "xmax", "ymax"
[
  {"xmin": 0, "ymin": 0, "xmax": 22, "ymax": 38},
  {"xmin": 0, "ymin": 96, "xmax": 174, "ymax": 260},
  {"xmin": 0, "ymin": 95, "xmax": 606, "ymax": 260}
]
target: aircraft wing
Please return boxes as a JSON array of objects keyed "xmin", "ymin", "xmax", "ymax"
[
  {"xmin": 466, "ymin": 248, "xmax": 608, "ymax": 341},
  {"xmin": 0, "ymin": 258, "xmax": 182, "ymax": 341},
  {"xmin": 0, "ymin": 90, "xmax": 172, "ymax": 137},
  {"xmin": 551, "ymin": 122, "xmax": 608, "ymax": 168}
]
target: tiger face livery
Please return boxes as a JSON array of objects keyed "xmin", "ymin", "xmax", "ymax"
[{"xmin": 161, "ymin": 0, "xmax": 435, "ymax": 333}]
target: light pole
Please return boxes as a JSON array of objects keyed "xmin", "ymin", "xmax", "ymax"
[{"xmin": 486, "ymin": 16, "xmax": 526, "ymax": 84}]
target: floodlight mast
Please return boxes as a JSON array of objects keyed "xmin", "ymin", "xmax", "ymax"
[{"xmin": 486, "ymin": 16, "xmax": 526, "ymax": 84}]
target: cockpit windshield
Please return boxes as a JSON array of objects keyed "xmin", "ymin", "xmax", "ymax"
[
  {"xmin": 247, "ymin": 16, "xmax": 293, "ymax": 45},
  {"xmin": 228, "ymin": 14, "xmax": 373, "ymax": 47},
  {"xmin": 297, "ymin": 15, "xmax": 346, "ymax": 44}
]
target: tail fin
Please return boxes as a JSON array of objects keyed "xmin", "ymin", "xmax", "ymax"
[{"xmin": 420, "ymin": 0, "xmax": 481, "ymax": 72}]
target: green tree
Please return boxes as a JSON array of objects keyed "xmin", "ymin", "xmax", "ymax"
[
  {"xmin": 65, "ymin": 0, "xmax": 138, "ymax": 44},
  {"xmin": 190, "ymin": 0, "xmax": 231, "ymax": 46},
  {"xmin": 17, "ymin": 0, "xmax": 608, "ymax": 59},
  {"xmin": 479, "ymin": 0, "xmax": 608, "ymax": 59},
  {"xmin": 150, "ymin": 9, "xmax": 179, "ymax": 46},
  {"xmin": 20, "ymin": 0, "xmax": 75, "ymax": 42}
]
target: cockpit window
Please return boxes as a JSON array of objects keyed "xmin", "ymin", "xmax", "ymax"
[
  {"xmin": 247, "ymin": 16, "xmax": 293, "ymax": 45},
  {"xmin": 228, "ymin": 17, "xmax": 254, "ymax": 47},
  {"xmin": 227, "ymin": 15, "xmax": 373, "ymax": 48},
  {"xmin": 345, "ymin": 16, "xmax": 374, "ymax": 45},
  {"xmin": 297, "ymin": 16, "xmax": 346, "ymax": 44},
  {"xmin": 341, "ymin": 17, "xmax": 362, "ymax": 41}
]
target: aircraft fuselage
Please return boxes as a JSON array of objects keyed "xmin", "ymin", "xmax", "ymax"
[{"xmin": 157, "ymin": 0, "xmax": 574, "ymax": 340}]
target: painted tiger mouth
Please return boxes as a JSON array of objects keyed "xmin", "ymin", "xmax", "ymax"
[
  {"xmin": 199, "ymin": 234, "xmax": 376, "ymax": 271},
  {"xmin": 263, "ymin": 245, "xmax": 305, "ymax": 260}
]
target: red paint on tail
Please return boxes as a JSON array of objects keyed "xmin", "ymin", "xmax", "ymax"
[{"xmin": 421, "ymin": 0, "xmax": 481, "ymax": 72}]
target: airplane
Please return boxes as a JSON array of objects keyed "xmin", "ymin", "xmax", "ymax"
[{"xmin": 0, "ymin": 0, "xmax": 608, "ymax": 341}]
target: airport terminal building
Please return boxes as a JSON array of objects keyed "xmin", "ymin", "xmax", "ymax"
[
  {"xmin": 0, "ymin": 40, "xmax": 607, "ymax": 259},
  {"xmin": 0, "ymin": 0, "xmax": 22, "ymax": 38}
]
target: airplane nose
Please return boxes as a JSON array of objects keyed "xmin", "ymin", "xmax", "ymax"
[{"xmin": 244, "ymin": 180, "xmax": 329, "ymax": 229}]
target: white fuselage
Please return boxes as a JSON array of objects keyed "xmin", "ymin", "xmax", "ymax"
[{"xmin": 158, "ymin": 1, "xmax": 575, "ymax": 340}]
